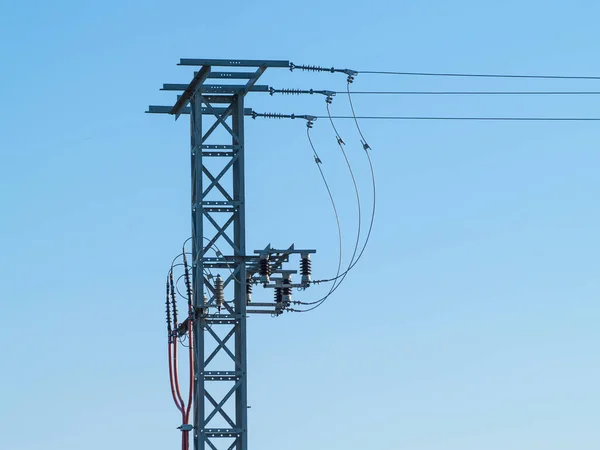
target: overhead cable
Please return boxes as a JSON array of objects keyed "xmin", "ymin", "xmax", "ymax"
[
  {"xmin": 289, "ymin": 62, "xmax": 600, "ymax": 80},
  {"xmin": 358, "ymin": 70, "xmax": 600, "ymax": 80},
  {"xmin": 330, "ymin": 90, "xmax": 600, "ymax": 95},
  {"xmin": 313, "ymin": 116, "xmax": 600, "ymax": 121}
]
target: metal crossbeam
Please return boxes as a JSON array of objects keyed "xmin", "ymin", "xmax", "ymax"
[
  {"xmin": 146, "ymin": 106, "xmax": 254, "ymax": 116},
  {"xmin": 205, "ymin": 72, "xmax": 258, "ymax": 79},
  {"xmin": 162, "ymin": 84, "xmax": 270, "ymax": 93},
  {"xmin": 179, "ymin": 58, "xmax": 289, "ymax": 67}
]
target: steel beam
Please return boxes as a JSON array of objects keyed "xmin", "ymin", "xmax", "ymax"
[
  {"xmin": 172, "ymin": 66, "xmax": 211, "ymax": 119},
  {"xmin": 146, "ymin": 106, "xmax": 254, "ymax": 116},
  {"xmin": 162, "ymin": 84, "xmax": 270, "ymax": 93},
  {"xmin": 179, "ymin": 58, "xmax": 289, "ymax": 68},
  {"xmin": 205, "ymin": 72, "xmax": 258, "ymax": 79}
]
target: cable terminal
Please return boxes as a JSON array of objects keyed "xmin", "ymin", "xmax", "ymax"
[{"xmin": 290, "ymin": 62, "xmax": 358, "ymax": 78}]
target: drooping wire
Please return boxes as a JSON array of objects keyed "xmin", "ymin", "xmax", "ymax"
[
  {"xmin": 344, "ymin": 79, "xmax": 376, "ymax": 271},
  {"xmin": 326, "ymin": 99, "xmax": 363, "ymax": 289},
  {"xmin": 312, "ymin": 88, "xmax": 377, "ymax": 285},
  {"xmin": 305, "ymin": 126, "xmax": 343, "ymax": 306},
  {"xmin": 294, "ymin": 85, "xmax": 377, "ymax": 311},
  {"xmin": 180, "ymin": 237, "xmax": 235, "ymax": 306},
  {"xmin": 294, "ymin": 121, "xmax": 360, "ymax": 311},
  {"xmin": 203, "ymin": 237, "xmax": 240, "ymax": 284}
]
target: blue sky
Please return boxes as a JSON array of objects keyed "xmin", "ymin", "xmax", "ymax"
[{"xmin": 1, "ymin": 1, "xmax": 599, "ymax": 449}]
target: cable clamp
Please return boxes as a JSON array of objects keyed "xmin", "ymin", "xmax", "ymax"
[
  {"xmin": 336, "ymin": 136, "xmax": 345, "ymax": 145},
  {"xmin": 361, "ymin": 140, "xmax": 371, "ymax": 151},
  {"xmin": 178, "ymin": 424, "xmax": 194, "ymax": 431}
]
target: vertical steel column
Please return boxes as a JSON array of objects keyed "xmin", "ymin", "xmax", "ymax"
[
  {"xmin": 190, "ymin": 97, "xmax": 205, "ymax": 449},
  {"xmin": 232, "ymin": 94, "xmax": 248, "ymax": 450},
  {"xmin": 191, "ymin": 93, "xmax": 248, "ymax": 450}
]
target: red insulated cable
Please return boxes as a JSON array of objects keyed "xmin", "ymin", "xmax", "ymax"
[
  {"xmin": 185, "ymin": 320, "xmax": 194, "ymax": 421},
  {"xmin": 172, "ymin": 334, "xmax": 186, "ymax": 409},
  {"xmin": 182, "ymin": 431, "xmax": 188, "ymax": 450},
  {"xmin": 168, "ymin": 339, "xmax": 184, "ymax": 413}
]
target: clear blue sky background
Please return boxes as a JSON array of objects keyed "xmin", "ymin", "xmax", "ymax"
[{"xmin": 1, "ymin": 1, "xmax": 599, "ymax": 449}]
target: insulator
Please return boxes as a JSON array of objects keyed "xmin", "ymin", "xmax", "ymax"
[
  {"xmin": 215, "ymin": 274, "xmax": 224, "ymax": 309},
  {"xmin": 166, "ymin": 278, "xmax": 172, "ymax": 334},
  {"xmin": 307, "ymin": 119, "xmax": 314, "ymax": 129},
  {"xmin": 203, "ymin": 294, "xmax": 208, "ymax": 305},
  {"xmin": 258, "ymin": 112, "xmax": 288, "ymax": 119},
  {"xmin": 246, "ymin": 277, "xmax": 253, "ymax": 303},
  {"xmin": 347, "ymin": 74, "xmax": 355, "ymax": 84},
  {"xmin": 282, "ymin": 277, "xmax": 292, "ymax": 304},
  {"xmin": 326, "ymin": 95, "xmax": 333, "ymax": 104},
  {"xmin": 274, "ymin": 287, "xmax": 283, "ymax": 303},
  {"xmin": 290, "ymin": 62, "xmax": 357, "ymax": 76},
  {"xmin": 259, "ymin": 256, "xmax": 271, "ymax": 283},
  {"xmin": 280, "ymin": 88, "xmax": 303, "ymax": 95},
  {"xmin": 300, "ymin": 255, "xmax": 312, "ymax": 285},
  {"xmin": 182, "ymin": 252, "xmax": 193, "ymax": 310},
  {"xmin": 169, "ymin": 271, "xmax": 178, "ymax": 326},
  {"xmin": 296, "ymin": 64, "xmax": 335, "ymax": 73}
]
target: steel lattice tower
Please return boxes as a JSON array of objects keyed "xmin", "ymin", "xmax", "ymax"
[{"xmin": 148, "ymin": 59, "xmax": 315, "ymax": 450}]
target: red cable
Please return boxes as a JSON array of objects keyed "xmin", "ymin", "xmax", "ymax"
[
  {"xmin": 185, "ymin": 318, "xmax": 194, "ymax": 421},
  {"xmin": 168, "ymin": 338, "xmax": 184, "ymax": 413},
  {"xmin": 168, "ymin": 263, "xmax": 196, "ymax": 450},
  {"xmin": 172, "ymin": 335, "xmax": 186, "ymax": 410}
]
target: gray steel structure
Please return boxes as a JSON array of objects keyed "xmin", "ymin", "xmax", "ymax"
[{"xmin": 148, "ymin": 58, "xmax": 299, "ymax": 450}]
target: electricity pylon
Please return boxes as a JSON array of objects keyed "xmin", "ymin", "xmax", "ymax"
[{"xmin": 148, "ymin": 59, "xmax": 315, "ymax": 450}]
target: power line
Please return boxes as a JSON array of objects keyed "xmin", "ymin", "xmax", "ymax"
[
  {"xmin": 289, "ymin": 62, "xmax": 600, "ymax": 80},
  {"xmin": 295, "ymin": 84, "xmax": 378, "ymax": 312},
  {"xmin": 357, "ymin": 70, "xmax": 600, "ymax": 80},
  {"xmin": 306, "ymin": 126, "xmax": 344, "ymax": 301},
  {"xmin": 297, "ymin": 101, "xmax": 365, "ymax": 311},
  {"xmin": 331, "ymin": 91, "xmax": 600, "ymax": 95},
  {"xmin": 253, "ymin": 112, "xmax": 600, "ymax": 122},
  {"xmin": 313, "ymin": 116, "xmax": 600, "ymax": 121}
]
